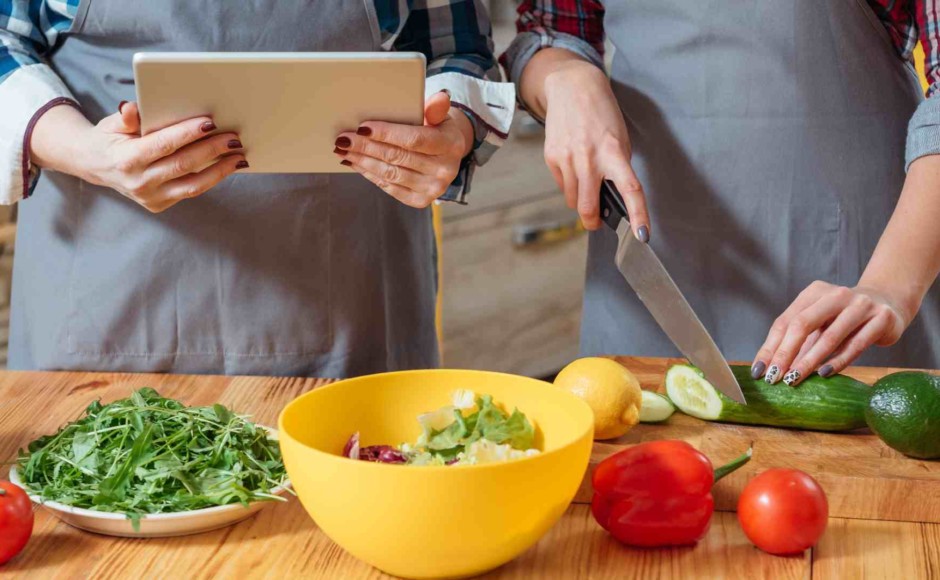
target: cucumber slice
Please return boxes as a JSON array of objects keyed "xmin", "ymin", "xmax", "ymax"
[
  {"xmin": 665, "ymin": 363, "xmax": 870, "ymax": 432},
  {"xmin": 664, "ymin": 365, "xmax": 723, "ymax": 420},
  {"xmin": 639, "ymin": 390, "xmax": 676, "ymax": 423}
]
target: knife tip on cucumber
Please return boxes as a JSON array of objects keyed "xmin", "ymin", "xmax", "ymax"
[{"xmin": 665, "ymin": 363, "xmax": 870, "ymax": 432}]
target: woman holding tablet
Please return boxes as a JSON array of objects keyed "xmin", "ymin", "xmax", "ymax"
[{"xmin": 0, "ymin": 1, "xmax": 513, "ymax": 377}]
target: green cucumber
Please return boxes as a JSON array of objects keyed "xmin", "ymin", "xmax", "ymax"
[
  {"xmin": 665, "ymin": 364, "xmax": 870, "ymax": 432},
  {"xmin": 639, "ymin": 390, "xmax": 675, "ymax": 423}
]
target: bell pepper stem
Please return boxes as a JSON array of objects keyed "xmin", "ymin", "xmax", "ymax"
[{"xmin": 713, "ymin": 446, "xmax": 753, "ymax": 483}]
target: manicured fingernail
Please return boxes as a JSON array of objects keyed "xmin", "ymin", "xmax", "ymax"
[
  {"xmin": 637, "ymin": 225, "xmax": 650, "ymax": 243},
  {"xmin": 765, "ymin": 365, "xmax": 780, "ymax": 384},
  {"xmin": 783, "ymin": 369, "xmax": 801, "ymax": 387},
  {"xmin": 340, "ymin": 159, "xmax": 352, "ymax": 167},
  {"xmin": 335, "ymin": 136, "xmax": 352, "ymax": 148},
  {"xmin": 333, "ymin": 147, "xmax": 347, "ymax": 156},
  {"xmin": 356, "ymin": 127, "xmax": 372, "ymax": 137},
  {"xmin": 235, "ymin": 160, "xmax": 249, "ymax": 169},
  {"xmin": 201, "ymin": 121, "xmax": 217, "ymax": 133},
  {"xmin": 750, "ymin": 361, "xmax": 766, "ymax": 379},
  {"xmin": 818, "ymin": 364, "xmax": 834, "ymax": 378},
  {"xmin": 227, "ymin": 139, "xmax": 243, "ymax": 150},
  {"xmin": 118, "ymin": 100, "xmax": 128, "ymax": 113}
]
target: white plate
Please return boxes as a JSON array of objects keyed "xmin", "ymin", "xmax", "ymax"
[{"xmin": 9, "ymin": 427, "xmax": 291, "ymax": 538}]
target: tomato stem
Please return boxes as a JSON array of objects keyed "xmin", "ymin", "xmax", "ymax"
[
  {"xmin": 0, "ymin": 488, "xmax": 6, "ymax": 496},
  {"xmin": 713, "ymin": 446, "xmax": 753, "ymax": 483}
]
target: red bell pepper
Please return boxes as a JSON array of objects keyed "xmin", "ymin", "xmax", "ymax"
[{"xmin": 591, "ymin": 440, "xmax": 751, "ymax": 547}]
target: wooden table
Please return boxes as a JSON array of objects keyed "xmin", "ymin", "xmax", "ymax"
[{"xmin": 1, "ymin": 359, "xmax": 938, "ymax": 579}]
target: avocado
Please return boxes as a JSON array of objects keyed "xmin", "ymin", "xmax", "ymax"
[{"xmin": 866, "ymin": 371, "xmax": 940, "ymax": 460}]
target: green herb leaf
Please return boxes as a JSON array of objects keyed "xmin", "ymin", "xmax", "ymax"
[{"xmin": 15, "ymin": 388, "xmax": 289, "ymax": 520}]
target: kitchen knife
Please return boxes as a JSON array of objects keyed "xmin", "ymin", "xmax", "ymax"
[{"xmin": 599, "ymin": 180, "xmax": 747, "ymax": 405}]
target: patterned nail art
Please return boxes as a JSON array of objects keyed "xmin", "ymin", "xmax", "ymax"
[
  {"xmin": 764, "ymin": 364, "xmax": 780, "ymax": 384},
  {"xmin": 783, "ymin": 369, "xmax": 801, "ymax": 386}
]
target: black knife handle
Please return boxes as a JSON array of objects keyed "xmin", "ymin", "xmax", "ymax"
[{"xmin": 599, "ymin": 180, "xmax": 630, "ymax": 231}]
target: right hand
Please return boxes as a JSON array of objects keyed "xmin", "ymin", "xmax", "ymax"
[
  {"xmin": 30, "ymin": 102, "xmax": 247, "ymax": 213},
  {"xmin": 541, "ymin": 60, "xmax": 650, "ymax": 238}
]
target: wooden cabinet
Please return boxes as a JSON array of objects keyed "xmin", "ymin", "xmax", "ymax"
[{"xmin": 439, "ymin": 116, "xmax": 587, "ymax": 378}]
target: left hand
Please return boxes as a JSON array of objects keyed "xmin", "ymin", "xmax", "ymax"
[
  {"xmin": 333, "ymin": 91, "xmax": 473, "ymax": 208},
  {"xmin": 752, "ymin": 281, "xmax": 910, "ymax": 386}
]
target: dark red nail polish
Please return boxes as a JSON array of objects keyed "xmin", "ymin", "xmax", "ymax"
[
  {"xmin": 235, "ymin": 160, "xmax": 249, "ymax": 169},
  {"xmin": 201, "ymin": 121, "xmax": 217, "ymax": 133},
  {"xmin": 335, "ymin": 136, "xmax": 352, "ymax": 148},
  {"xmin": 333, "ymin": 147, "xmax": 348, "ymax": 156},
  {"xmin": 228, "ymin": 139, "xmax": 243, "ymax": 150},
  {"xmin": 340, "ymin": 160, "xmax": 352, "ymax": 167},
  {"xmin": 356, "ymin": 127, "xmax": 372, "ymax": 137},
  {"xmin": 118, "ymin": 100, "xmax": 128, "ymax": 113}
]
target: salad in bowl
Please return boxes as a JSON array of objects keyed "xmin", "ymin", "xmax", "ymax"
[{"xmin": 343, "ymin": 390, "xmax": 540, "ymax": 466}]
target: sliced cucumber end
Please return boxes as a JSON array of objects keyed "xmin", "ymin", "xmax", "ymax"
[
  {"xmin": 639, "ymin": 390, "xmax": 676, "ymax": 423},
  {"xmin": 665, "ymin": 364, "xmax": 725, "ymax": 420}
]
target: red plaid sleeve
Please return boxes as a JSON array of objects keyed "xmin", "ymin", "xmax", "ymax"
[
  {"xmin": 912, "ymin": 0, "xmax": 940, "ymax": 94},
  {"xmin": 514, "ymin": 0, "xmax": 606, "ymax": 58}
]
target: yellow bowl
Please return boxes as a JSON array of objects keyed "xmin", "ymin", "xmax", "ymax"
[{"xmin": 278, "ymin": 369, "xmax": 594, "ymax": 579}]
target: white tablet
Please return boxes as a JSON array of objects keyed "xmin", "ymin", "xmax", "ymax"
[{"xmin": 133, "ymin": 52, "xmax": 426, "ymax": 173}]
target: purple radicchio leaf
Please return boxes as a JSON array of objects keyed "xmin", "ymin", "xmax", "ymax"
[
  {"xmin": 343, "ymin": 432, "xmax": 360, "ymax": 460},
  {"xmin": 359, "ymin": 445, "xmax": 407, "ymax": 464}
]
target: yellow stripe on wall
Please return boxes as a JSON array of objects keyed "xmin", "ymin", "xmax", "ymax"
[
  {"xmin": 432, "ymin": 203, "xmax": 444, "ymax": 363},
  {"xmin": 915, "ymin": 43, "xmax": 929, "ymax": 92}
]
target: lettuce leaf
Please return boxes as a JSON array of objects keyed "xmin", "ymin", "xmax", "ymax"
[{"xmin": 346, "ymin": 391, "xmax": 539, "ymax": 467}]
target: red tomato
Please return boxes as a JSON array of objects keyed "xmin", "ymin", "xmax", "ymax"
[
  {"xmin": 0, "ymin": 481, "xmax": 34, "ymax": 565},
  {"xmin": 737, "ymin": 469, "xmax": 828, "ymax": 555}
]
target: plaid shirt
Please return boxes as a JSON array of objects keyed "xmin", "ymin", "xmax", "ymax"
[
  {"xmin": 504, "ymin": 0, "xmax": 939, "ymax": 92},
  {"xmin": 0, "ymin": 0, "xmax": 511, "ymax": 204},
  {"xmin": 502, "ymin": 0, "xmax": 940, "ymax": 167}
]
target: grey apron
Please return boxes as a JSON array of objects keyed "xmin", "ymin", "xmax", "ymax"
[
  {"xmin": 9, "ymin": 0, "xmax": 439, "ymax": 377},
  {"xmin": 583, "ymin": 0, "xmax": 940, "ymax": 368}
]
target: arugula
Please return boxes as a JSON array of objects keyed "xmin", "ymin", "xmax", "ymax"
[{"xmin": 16, "ymin": 388, "xmax": 288, "ymax": 530}]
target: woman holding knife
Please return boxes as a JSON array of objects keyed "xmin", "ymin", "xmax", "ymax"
[
  {"xmin": 0, "ymin": 0, "xmax": 513, "ymax": 377},
  {"xmin": 504, "ymin": 0, "xmax": 940, "ymax": 382}
]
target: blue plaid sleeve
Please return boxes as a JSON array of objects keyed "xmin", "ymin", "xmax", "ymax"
[
  {"xmin": 0, "ymin": 0, "xmax": 79, "ymax": 82},
  {"xmin": 1, "ymin": 1, "xmax": 80, "ymax": 202},
  {"xmin": 378, "ymin": 0, "xmax": 511, "ymax": 204}
]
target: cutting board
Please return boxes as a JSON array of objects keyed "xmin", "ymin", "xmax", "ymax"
[{"xmin": 571, "ymin": 357, "xmax": 940, "ymax": 524}]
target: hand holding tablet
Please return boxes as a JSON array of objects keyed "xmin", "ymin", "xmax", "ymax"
[
  {"xmin": 134, "ymin": 52, "xmax": 426, "ymax": 174},
  {"xmin": 332, "ymin": 89, "xmax": 475, "ymax": 208}
]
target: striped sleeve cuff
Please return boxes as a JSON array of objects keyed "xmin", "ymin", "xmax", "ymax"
[
  {"xmin": 0, "ymin": 63, "xmax": 77, "ymax": 205},
  {"xmin": 425, "ymin": 72, "xmax": 515, "ymax": 204}
]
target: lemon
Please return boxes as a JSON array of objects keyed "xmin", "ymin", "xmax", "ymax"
[{"xmin": 554, "ymin": 357, "xmax": 642, "ymax": 440}]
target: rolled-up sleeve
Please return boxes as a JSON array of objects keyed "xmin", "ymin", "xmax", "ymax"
[
  {"xmin": 388, "ymin": 0, "xmax": 515, "ymax": 204},
  {"xmin": 0, "ymin": 1, "xmax": 80, "ymax": 205},
  {"xmin": 904, "ymin": 2, "xmax": 940, "ymax": 169},
  {"xmin": 499, "ymin": 0, "xmax": 606, "ymax": 110},
  {"xmin": 906, "ymin": 94, "xmax": 940, "ymax": 170}
]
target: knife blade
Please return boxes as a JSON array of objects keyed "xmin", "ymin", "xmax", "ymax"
[{"xmin": 599, "ymin": 180, "xmax": 747, "ymax": 404}]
